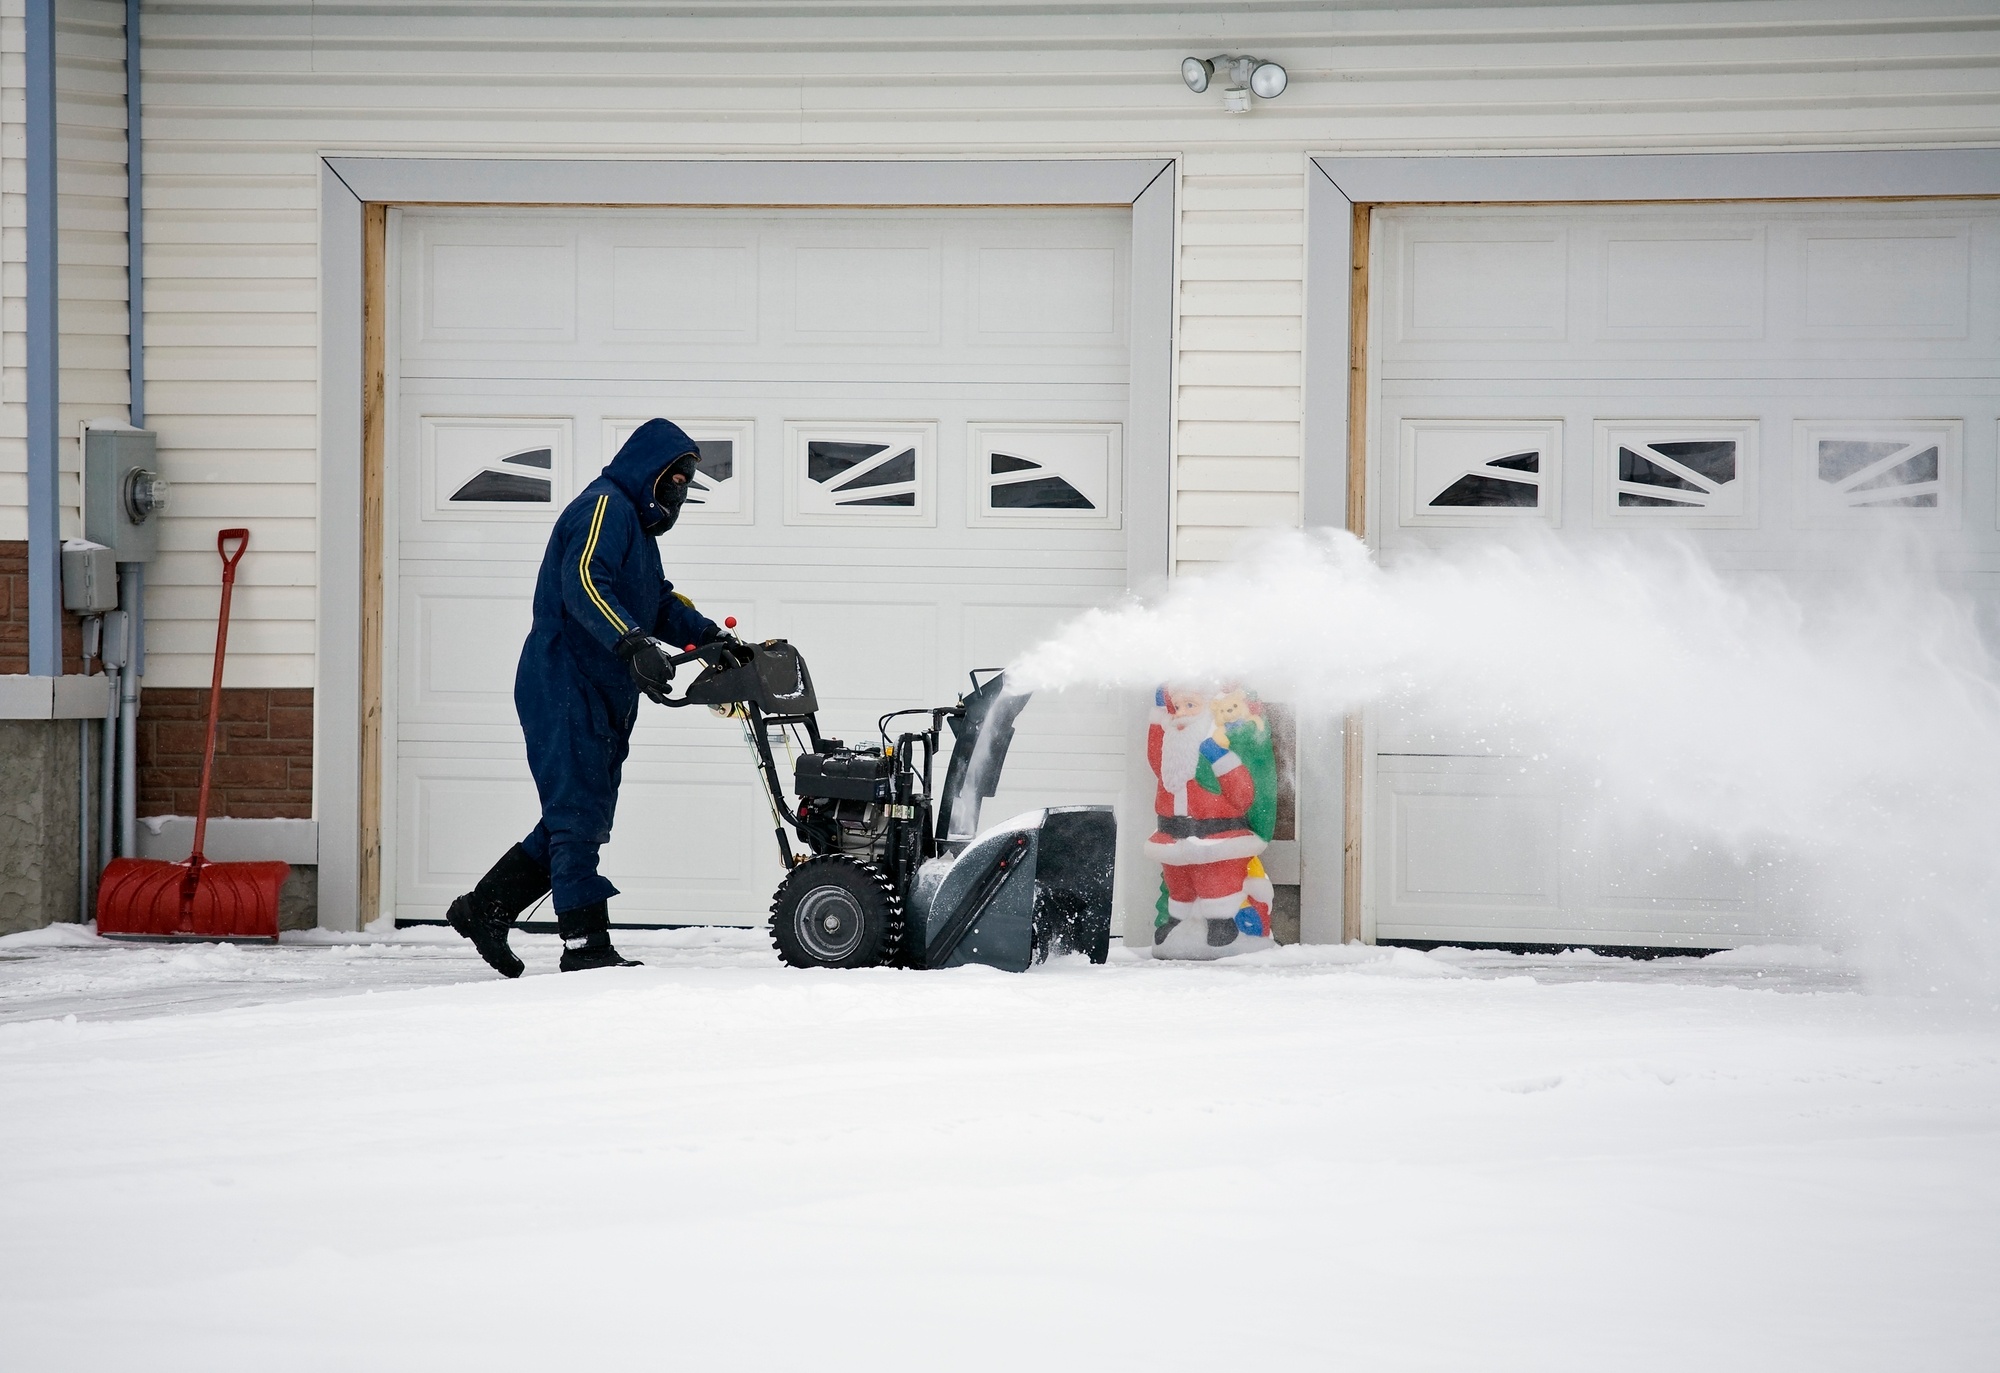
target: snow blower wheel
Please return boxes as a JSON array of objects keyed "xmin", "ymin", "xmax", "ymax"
[{"xmin": 770, "ymin": 855, "xmax": 903, "ymax": 969}]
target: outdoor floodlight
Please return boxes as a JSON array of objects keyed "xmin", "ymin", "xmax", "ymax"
[{"xmin": 1182, "ymin": 54, "xmax": 1287, "ymax": 111}]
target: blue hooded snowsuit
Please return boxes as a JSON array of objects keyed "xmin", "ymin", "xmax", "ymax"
[{"xmin": 514, "ymin": 419, "xmax": 718, "ymax": 913}]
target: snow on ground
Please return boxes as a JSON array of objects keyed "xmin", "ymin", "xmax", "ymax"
[{"xmin": 0, "ymin": 926, "xmax": 1994, "ymax": 1372}]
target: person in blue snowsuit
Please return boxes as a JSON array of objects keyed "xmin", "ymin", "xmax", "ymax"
[{"xmin": 447, "ymin": 418, "xmax": 731, "ymax": 975}]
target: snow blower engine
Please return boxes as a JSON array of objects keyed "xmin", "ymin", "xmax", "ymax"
[{"xmin": 646, "ymin": 636, "xmax": 1115, "ymax": 972}]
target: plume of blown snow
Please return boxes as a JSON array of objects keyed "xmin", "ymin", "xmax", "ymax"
[{"xmin": 1015, "ymin": 528, "xmax": 2000, "ymax": 997}]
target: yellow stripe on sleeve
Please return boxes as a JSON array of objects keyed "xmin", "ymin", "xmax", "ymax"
[{"xmin": 578, "ymin": 495, "xmax": 629, "ymax": 635}]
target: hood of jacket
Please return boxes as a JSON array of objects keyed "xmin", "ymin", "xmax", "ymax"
[{"xmin": 603, "ymin": 418, "xmax": 700, "ymax": 534}]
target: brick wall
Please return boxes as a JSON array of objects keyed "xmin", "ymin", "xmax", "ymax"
[
  {"xmin": 0, "ymin": 541, "xmax": 85, "ymax": 675},
  {"xmin": 0, "ymin": 543, "xmax": 314, "ymax": 820},
  {"xmin": 137, "ymin": 688, "xmax": 314, "ymax": 819}
]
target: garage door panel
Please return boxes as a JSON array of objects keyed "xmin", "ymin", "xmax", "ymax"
[
  {"xmin": 1373, "ymin": 763, "xmax": 1785, "ymax": 944},
  {"xmin": 399, "ymin": 763, "xmax": 544, "ymax": 912},
  {"xmin": 1796, "ymin": 222, "xmax": 1971, "ymax": 339},
  {"xmin": 407, "ymin": 221, "xmax": 580, "ymax": 346},
  {"xmin": 396, "ymin": 207, "xmax": 1128, "ymax": 375},
  {"xmin": 961, "ymin": 601, "xmax": 1101, "ymax": 667},
  {"xmin": 596, "ymin": 775, "xmax": 771, "ymax": 912},
  {"xmin": 397, "ymin": 359, "xmax": 1136, "ymax": 388},
  {"xmin": 398, "ymin": 760, "xmax": 776, "ymax": 925},
  {"xmin": 970, "ymin": 245, "xmax": 1123, "ymax": 343},
  {"xmin": 1396, "ymin": 228, "xmax": 1568, "ymax": 341},
  {"xmin": 1385, "ymin": 360, "xmax": 2000, "ymax": 384},
  {"xmin": 398, "ymin": 577, "xmax": 535, "ymax": 725},
  {"xmin": 787, "ymin": 244, "xmax": 942, "ymax": 343},
  {"xmin": 1380, "ymin": 205, "xmax": 2000, "ymax": 367},
  {"xmin": 597, "ymin": 238, "xmax": 760, "ymax": 345},
  {"xmin": 668, "ymin": 551, "xmax": 1125, "ymax": 578},
  {"xmin": 1382, "ymin": 770, "xmax": 1564, "ymax": 911},
  {"xmin": 1581, "ymin": 816, "xmax": 1764, "ymax": 909},
  {"xmin": 773, "ymin": 599, "xmax": 941, "ymax": 710},
  {"xmin": 1600, "ymin": 230, "xmax": 1765, "ymax": 338}
]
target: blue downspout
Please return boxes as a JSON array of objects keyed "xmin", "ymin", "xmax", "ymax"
[
  {"xmin": 127, "ymin": 0, "xmax": 142, "ymax": 430},
  {"xmin": 127, "ymin": 0, "xmax": 142, "ymax": 429},
  {"xmin": 125, "ymin": 0, "xmax": 145, "ymax": 677},
  {"xmin": 26, "ymin": 0, "xmax": 59, "ymax": 676}
]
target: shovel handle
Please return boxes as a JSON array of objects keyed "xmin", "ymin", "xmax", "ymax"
[
  {"xmin": 191, "ymin": 529, "xmax": 250, "ymax": 867},
  {"xmin": 217, "ymin": 528, "xmax": 250, "ymax": 582}
]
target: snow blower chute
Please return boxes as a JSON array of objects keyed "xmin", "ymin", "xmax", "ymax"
[{"xmin": 645, "ymin": 638, "xmax": 1114, "ymax": 972}]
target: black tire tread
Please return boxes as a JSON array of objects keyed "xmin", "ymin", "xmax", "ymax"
[{"xmin": 768, "ymin": 854, "xmax": 904, "ymax": 970}]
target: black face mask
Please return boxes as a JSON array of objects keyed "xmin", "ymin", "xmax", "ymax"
[{"xmin": 642, "ymin": 454, "xmax": 699, "ymax": 535}]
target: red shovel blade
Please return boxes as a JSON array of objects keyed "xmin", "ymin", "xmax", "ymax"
[{"xmin": 96, "ymin": 857, "xmax": 288, "ymax": 940}]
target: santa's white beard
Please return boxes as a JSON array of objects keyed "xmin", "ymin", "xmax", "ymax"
[{"xmin": 1159, "ymin": 718, "xmax": 1204, "ymax": 801}]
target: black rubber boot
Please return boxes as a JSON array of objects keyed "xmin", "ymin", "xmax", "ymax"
[
  {"xmin": 557, "ymin": 901, "xmax": 643, "ymax": 972},
  {"xmin": 446, "ymin": 844, "xmax": 551, "ymax": 979}
]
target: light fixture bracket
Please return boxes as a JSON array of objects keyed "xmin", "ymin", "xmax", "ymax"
[{"xmin": 1181, "ymin": 53, "xmax": 1286, "ymax": 110}]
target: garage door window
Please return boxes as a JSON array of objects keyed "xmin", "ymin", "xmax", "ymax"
[
  {"xmin": 1398, "ymin": 419, "xmax": 1562, "ymax": 527},
  {"xmin": 786, "ymin": 423, "xmax": 936, "ymax": 525},
  {"xmin": 969, "ymin": 423, "xmax": 1122, "ymax": 528},
  {"xmin": 1796, "ymin": 421, "xmax": 1960, "ymax": 524},
  {"xmin": 451, "ymin": 449, "xmax": 553, "ymax": 503},
  {"xmin": 1595, "ymin": 422, "xmax": 1757, "ymax": 527},
  {"xmin": 424, "ymin": 417, "xmax": 570, "ymax": 521}
]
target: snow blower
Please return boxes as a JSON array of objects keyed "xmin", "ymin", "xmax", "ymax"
[
  {"xmin": 97, "ymin": 529, "xmax": 289, "ymax": 940},
  {"xmin": 647, "ymin": 636, "xmax": 1115, "ymax": 971}
]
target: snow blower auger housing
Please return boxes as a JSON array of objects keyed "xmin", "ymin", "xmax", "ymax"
[{"xmin": 649, "ymin": 637, "xmax": 1115, "ymax": 972}]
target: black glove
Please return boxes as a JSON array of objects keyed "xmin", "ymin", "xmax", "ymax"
[
  {"xmin": 615, "ymin": 628, "xmax": 675, "ymax": 703},
  {"xmin": 700, "ymin": 623, "xmax": 754, "ymax": 668}
]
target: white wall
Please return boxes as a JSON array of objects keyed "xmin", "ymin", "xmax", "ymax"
[{"xmin": 9, "ymin": 1, "xmax": 2000, "ymax": 686}]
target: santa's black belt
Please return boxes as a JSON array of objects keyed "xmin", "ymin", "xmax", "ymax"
[{"xmin": 1154, "ymin": 815, "xmax": 1247, "ymax": 839}]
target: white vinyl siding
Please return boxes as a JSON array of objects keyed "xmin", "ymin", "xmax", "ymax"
[
  {"xmin": 5, "ymin": 2, "xmax": 1999, "ymax": 682},
  {"xmin": 1176, "ymin": 150, "xmax": 1305, "ymax": 573}
]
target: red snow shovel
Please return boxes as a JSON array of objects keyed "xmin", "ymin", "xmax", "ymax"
[{"xmin": 97, "ymin": 529, "xmax": 289, "ymax": 940}]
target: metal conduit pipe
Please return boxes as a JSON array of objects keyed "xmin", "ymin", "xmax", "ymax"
[
  {"xmin": 118, "ymin": 2, "xmax": 147, "ymax": 871},
  {"xmin": 118, "ymin": 565, "xmax": 143, "ymax": 859},
  {"xmin": 78, "ymin": 716, "xmax": 90, "ymax": 917},
  {"xmin": 101, "ymin": 654, "xmax": 120, "ymax": 871},
  {"xmin": 79, "ymin": 616, "xmax": 100, "ymax": 920}
]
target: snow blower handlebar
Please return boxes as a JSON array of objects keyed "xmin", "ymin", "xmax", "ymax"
[{"xmin": 635, "ymin": 635, "xmax": 1032, "ymax": 889}]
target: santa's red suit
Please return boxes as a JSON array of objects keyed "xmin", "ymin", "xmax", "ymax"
[{"xmin": 1146, "ymin": 696, "xmax": 1273, "ymax": 944}]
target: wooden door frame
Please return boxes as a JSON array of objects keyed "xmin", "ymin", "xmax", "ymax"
[
  {"xmin": 1299, "ymin": 147, "xmax": 2000, "ymax": 946},
  {"xmin": 316, "ymin": 157, "xmax": 1178, "ymax": 931}
]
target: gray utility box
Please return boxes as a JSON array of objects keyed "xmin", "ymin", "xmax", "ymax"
[
  {"xmin": 82, "ymin": 426, "xmax": 166, "ymax": 564},
  {"xmin": 60, "ymin": 540, "xmax": 118, "ymax": 613}
]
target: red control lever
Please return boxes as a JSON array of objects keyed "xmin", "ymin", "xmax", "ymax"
[{"xmin": 724, "ymin": 616, "xmax": 737, "ymax": 629}]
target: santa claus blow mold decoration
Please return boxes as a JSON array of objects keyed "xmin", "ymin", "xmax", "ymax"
[{"xmin": 1146, "ymin": 685, "xmax": 1280, "ymax": 959}]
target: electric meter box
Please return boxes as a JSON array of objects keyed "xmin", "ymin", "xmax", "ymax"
[{"xmin": 82, "ymin": 426, "xmax": 166, "ymax": 563}]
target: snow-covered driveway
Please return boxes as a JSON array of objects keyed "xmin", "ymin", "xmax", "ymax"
[{"xmin": 1, "ymin": 928, "xmax": 1993, "ymax": 1371}]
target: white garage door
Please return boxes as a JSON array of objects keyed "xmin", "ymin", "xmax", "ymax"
[
  {"xmin": 1369, "ymin": 199, "xmax": 2000, "ymax": 949},
  {"xmin": 386, "ymin": 207, "xmax": 1130, "ymax": 926}
]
